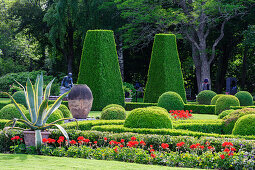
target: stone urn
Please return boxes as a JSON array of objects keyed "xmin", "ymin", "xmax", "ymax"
[
  {"xmin": 23, "ymin": 130, "xmax": 51, "ymax": 147},
  {"xmin": 68, "ymin": 84, "xmax": 93, "ymax": 119}
]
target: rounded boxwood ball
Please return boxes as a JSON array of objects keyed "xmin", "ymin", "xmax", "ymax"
[
  {"xmin": 157, "ymin": 91, "xmax": 184, "ymax": 111},
  {"xmin": 235, "ymin": 91, "xmax": 253, "ymax": 106},
  {"xmin": 222, "ymin": 108, "xmax": 255, "ymax": 134},
  {"xmin": 124, "ymin": 107, "xmax": 173, "ymax": 129},
  {"xmin": 211, "ymin": 94, "xmax": 224, "ymax": 105},
  {"xmin": 12, "ymin": 91, "xmax": 27, "ymax": 107},
  {"xmin": 102, "ymin": 104, "xmax": 125, "ymax": 112},
  {"xmin": 197, "ymin": 90, "xmax": 217, "ymax": 105},
  {"xmin": 218, "ymin": 109, "xmax": 234, "ymax": 119},
  {"xmin": 232, "ymin": 114, "xmax": 255, "ymax": 136},
  {"xmin": 147, "ymin": 106, "xmax": 168, "ymax": 114},
  {"xmin": 215, "ymin": 95, "xmax": 240, "ymax": 115},
  {"xmin": 49, "ymin": 104, "xmax": 72, "ymax": 118},
  {"xmin": 23, "ymin": 108, "xmax": 64, "ymax": 124},
  {"xmin": 101, "ymin": 107, "xmax": 126, "ymax": 120},
  {"xmin": 0, "ymin": 104, "xmax": 26, "ymax": 120}
]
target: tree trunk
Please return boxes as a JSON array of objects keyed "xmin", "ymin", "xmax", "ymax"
[
  {"xmin": 67, "ymin": 23, "xmax": 74, "ymax": 73},
  {"xmin": 117, "ymin": 42, "xmax": 124, "ymax": 80},
  {"xmin": 241, "ymin": 47, "xmax": 248, "ymax": 90}
]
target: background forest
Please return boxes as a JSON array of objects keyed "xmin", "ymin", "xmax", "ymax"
[{"xmin": 1, "ymin": 0, "xmax": 255, "ymax": 97}]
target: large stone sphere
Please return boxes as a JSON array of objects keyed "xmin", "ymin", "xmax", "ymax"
[{"xmin": 68, "ymin": 84, "xmax": 93, "ymax": 119}]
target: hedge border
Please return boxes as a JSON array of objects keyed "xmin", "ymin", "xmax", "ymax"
[{"xmin": 184, "ymin": 104, "xmax": 215, "ymax": 114}]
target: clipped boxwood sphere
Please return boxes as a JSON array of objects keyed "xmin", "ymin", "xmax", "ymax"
[
  {"xmin": 215, "ymin": 95, "xmax": 240, "ymax": 115},
  {"xmin": 222, "ymin": 108, "xmax": 255, "ymax": 134},
  {"xmin": 157, "ymin": 91, "xmax": 184, "ymax": 111},
  {"xmin": 49, "ymin": 104, "xmax": 72, "ymax": 118},
  {"xmin": 12, "ymin": 91, "xmax": 27, "ymax": 107},
  {"xmin": 218, "ymin": 109, "xmax": 234, "ymax": 119},
  {"xmin": 124, "ymin": 107, "xmax": 173, "ymax": 129},
  {"xmin": 232, "ymin": 114, "xmax": 255, "ymax": 136},
  {"xmin": 211, "ymin": 94, "xmax": 224, "ymax": 105},
  {"xmin": 0, "ymin": 104, "xmax": 26, "ymax": 120},
  {"xmin": 101, "ymin": 107, "xmax": 126, "ymax": 120},
  {"xmin": 23, "ymin": 109, "xmax": 64, "ymax": 124},
  {"xmin": 102, "ymin": 104, "xmax": 125, "ymax": 112},
  {"xmin": 196, "ymin": 90, "xmax": 216, "ymax": 105},
  {"xmin": 235, "ymin": 91, "xmax": 253, "ymax": 106},
  {"xmin": 147, "ymin": 106, "xmax": 168, "ymax": 113}
]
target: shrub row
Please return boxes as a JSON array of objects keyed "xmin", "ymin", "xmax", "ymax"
[
  {"xmin": 173, "ymin": 122, "xmax": 224, "ymax": 134},
  {"xmin": 91, "ymin": 125, "xmax": 255, "ymax": 140},
  {"xmin": 0, "ymin": 119, "xmax": 27, "ymax": 130},
  {"xmin": 62, "ymin": 120, "xmax": 125, "ymax": 130},
  {"xmin": 124, "ymin": 102, "xmax": 157, "ymax": 111},
  {"xmin": 184, "ymin": 104, "xmax": 215, "ymax": 114},
  {"xmin": 0, "ymin": 100, "xmax": 11, "ymax": 110},
  {"xmin": 230, "ymin": 106, "xmax": 255, "ymax": 110},
  {"xmin": 50, "ymin": 130, "xmax": 255, "ymax": 152}
]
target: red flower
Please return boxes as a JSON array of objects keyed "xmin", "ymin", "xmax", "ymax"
[
  {"xmin": 199, "ymin": 145, "xmax": 205, "ymax": 150},
  {"xmin": 195, "ymin": 143, "xmax": 200, "ymax": 146},
  {"xmin": 222, "ymin": 142, "xmax": 233, "ymax": 147},
  {"xmin": 231, "ymin": 147, "xmax": 236, "ymax": 152},
  {"xmin": 48, "ymin": 138, "xmax": 56, "ymax": 144},
  {"xmin": 94, "ymin": 141, "xmax": 97, "ymax": 144},
  {"xmin": 42, "ymin": 138, "xmax": 48, "ymax": 143},
  {"xmin": 70, "ymin": 140, "xmax": 76, "ymax": 145},
  {"xmin": 220, "ymin": 154, "xmax": 225, "ymax": 159},
  {"xmin": 224, "ymin": 148, "xmax": 230, "ymax": 152},
  {"xmin": 20, "ymin": 138, "xmax": 23, "ymax": 141},
  {"xmin": 104, "ymin": 137, "xmax": 107, "ymax": 141},
  {"xmin": 150, "ymin": 149, "xmax": 155, "ymax": 152},
  {"xmin": 57, "ymin": 139, "xmax": 63, "ymax": 144},
  {"xmin": 140, "ymin": 140, "xmax": 146, "ymax": 146},
  {"xmin": 150, "ymin": 145, "xmax": 153, "ymax": 148},
  {"xmin": 131, "ymin": 136, "xmax": 136, "ymax": 141},
  {"xmin": 120, "ymin": 144, "xmax": 124, "ymax": 148},
  {"xmin": 151, "ymin": 153, "xmax": 156, "ymax": 158},
  {"xmin": 228, "ymin": 152, "xmax": 234, "ymax": 156},
  {"xmin": 77, "ymin": 136, "xmax": 85, "ymax": 141},
  {"xmin": 120, "ymin": 139, "xmax": 125, "ymax": 143},
  {"xmin": 176, "ymin": 142, "xmax": 185, "ymax": 147},
  {"xmin": 190, "ymin": 144, "xmax": 197, "ymax": 149},
  {"xmin": 207, "ymin": 146, "xmax": 214, "ymax": 150},
  {"xmin": 59, "ymin": 136, "xmax": 65, "ymax": 140},
  {"xmin": 83, "ymin": 139, "xmax": 90, "ymax": 143},
  {"xmin": 114, "ymin": 147, "xmax": 118, "ymax": 153},
  {"xmin": 161, "ymin": 143, "xmax": 169, "ymax": 149}
]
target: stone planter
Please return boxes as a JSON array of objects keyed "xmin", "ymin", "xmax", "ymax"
[
  {"xmin": 68, "ymin": 84, "xmax": 93, "ymax": 119},
  {"xmin": 23, "ymin": 130, "xmax": 51, "ymax": 147}
]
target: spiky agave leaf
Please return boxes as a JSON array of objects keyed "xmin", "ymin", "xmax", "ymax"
[
  {"xmin": 35, "ymin": 99, "xmax": 48, "ymax": 126},
  {"xmin": 35, "ymin": 73, "xmax": 44, "ymax": 114},
  {"xmin": 44, "ymin": 124, "xmax": 70, "ymax": 142},
  {"xmin": 42, "ymin": 90, "xmax": 70, "ymax": 125},
  {"xmin": 26, "ymin": 78, "xmax": 37, "ymax": 123},
  {"xmin": 35, "ymin": 130, "xmax": 42, "ymax": 148}
]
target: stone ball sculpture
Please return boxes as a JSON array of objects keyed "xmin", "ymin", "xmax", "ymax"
[{"xmin": 68, "ymin": 84, "xmax": 93, "ymax": 119}]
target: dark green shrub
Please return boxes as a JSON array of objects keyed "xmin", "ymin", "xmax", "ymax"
[
  {"xmin": 184, "ymin": 104, "xmax": 215, "ymax": 114},
  {"xmin": 102, "ymin": 104, "xmax": 125, "ymax": 112},
  {"xmin": 196, "ymin": 90, "xmax": 216, "ymax": 105},
  {"xmin": 49, "ymin": 104, "xmax": 72, "ymax": 118},
  {"xmin": 77, "ymin": 30, "xmax": 124, "ymax": 110},
  {"xmin": 125, "ymin": 102, "xmax": 157, "ymax": 111},
  {"xmin": 101, "ymin": 107, "xmax": 126, "ymax": 120},
  {"xmin": 215, "ymin": 95, "xmax": 240, "ymax": 115},
  {"xmin": 12, "ymin": 91, "xmax": 26, "ymax": 107},
  {"xmin": 157, "ymin": 91, "xmax": 184, "ymax": 111},
  {"xmin": 143, "ymin": 34, "xmax": 186, "ymax": 103},
  {"xmin": 0, "ymin": 71, "xmax": 63, "ymax": 95},
  {"xmin": 222, "ymin": 108, "xmax": 255, "ymax": 134},
  {"xmin": 211, "ymin": 94, "xmax": 224, "ymax": 105},
  {"xmin": 124, "ymin": 107, "xmax": 173, "ymax": 129},
  {"xmin": 218, "ymin": 109, "xmax": 234, "ymax": 119},
  {"xmin": 0, "ymin": 104, "xmax": 26, "ymax": 120},
  {"xmin": 232, "ymin": 114, "xmax": 255, "ymax": 136},
  {"xmin": 235, "ymin": 91, "xmax": 253, "ymax": 106}
]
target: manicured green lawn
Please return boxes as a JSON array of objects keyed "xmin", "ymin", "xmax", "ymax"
[
  {"xmin": 0, "ymin": 154, "xmax": 197, "ymax": 170},
  {"xmin": 88, "ymin": 111, "xmax": 218, "ymax": 120}
]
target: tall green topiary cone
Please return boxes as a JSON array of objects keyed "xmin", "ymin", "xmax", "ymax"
[
  {"xmin": 77, "ymin": 30, "xmax": 125, "ymax": 110},
  {"xmin": 144, "ymin": 34, "xmax": 187, "ymax": 103}
]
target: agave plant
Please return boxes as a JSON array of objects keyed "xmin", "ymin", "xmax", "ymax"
[{"xmin": 3, "ymin": 73, "xmax": 75, "ymax": 147}]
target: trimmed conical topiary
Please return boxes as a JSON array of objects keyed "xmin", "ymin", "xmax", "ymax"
[
  {"xmin": 77, "ymin": 30, "xmax": 125, "ymax": 110},
  {"xmin": 144, "ymin": 34, "xmax": 186, "ymax": 103}
]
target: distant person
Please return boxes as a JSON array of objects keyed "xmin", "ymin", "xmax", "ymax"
[
  {"xmin": 230, "ymin": 80, "xmax": 237, "ymax": 95},
  {"xmin": 202, "ymin": 78, "xmax": 210, "ymax": 91}
]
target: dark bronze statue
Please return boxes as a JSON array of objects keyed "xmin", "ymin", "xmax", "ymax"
[{"xmin": 60, "ymin": 73, "xmax": 73, "ymax": 95}]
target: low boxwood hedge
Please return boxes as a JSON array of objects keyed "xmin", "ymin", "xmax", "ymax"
[
  {"xmin": 124, "ymin": 102, "xmax": 157, "ymax": 111},
  {"xmin": 0, "ymin": 100, "xmax": 11, "ymax": 110},
  {"xmin": 91, "ymin": 125, "xmax": 255, "ymax": 140},
  {"xmin": 184, "ymin": 104, "xmax": 215, "ymax": 114},
  {"xmin": 230, "ymin": 106, "xmax": 255, "ymax": 110}
]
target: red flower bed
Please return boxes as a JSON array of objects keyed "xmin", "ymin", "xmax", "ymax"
[{"xmin": 169, "ymin": 110, "xmax": 192, "ymax": 120}]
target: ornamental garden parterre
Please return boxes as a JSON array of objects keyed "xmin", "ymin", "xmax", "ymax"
[{"xmin": 0, "ymin": 30, "xmax": 254, "ymax": 169}]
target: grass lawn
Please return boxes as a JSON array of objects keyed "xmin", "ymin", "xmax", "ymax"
[
  {"xmin": 0, "ymin": 154, "xmax": 197, "ymax": 170},
  {"xmin": 88, "ymin": 111, "xmax": 218, "ymax": 120}
]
